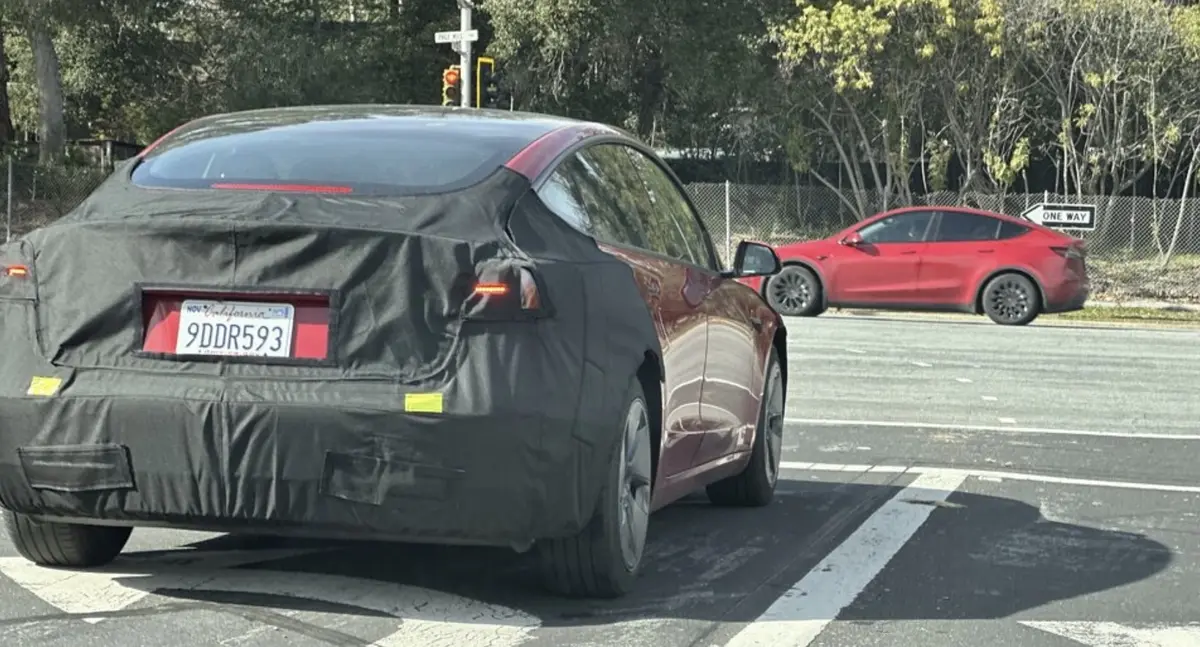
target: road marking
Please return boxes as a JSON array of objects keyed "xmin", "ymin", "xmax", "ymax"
[
  {"xmin": 844, "ymin": 348, "xmax": 866, "ymax": 354},
  {"xmin": 722, "ymin": 470, "xmax": 965, "ymax": 647},
  {"xmin": 998, "ymin": 417, "xmax": 1017, "ymax": 424},
  {"xmin": 0, "ymin": 548, "xmax": 320, "ymax": 616},
  {"xmin": 955, "ymin": 377, "xmax": 973, "ymax": 383},
  {"xmin": 784, "ymin": 417, "xmax": 1200, "ymax": 441},
  {"xmin": 911, "ymin": 361, "xmax": 933, "ymax": 368},
  {"xmin": 982, "ymin": 396, "xmax": 998, "ymax": 401},
  {"xmin": 1021, "ymin": 620, "xmax": 1200, "ymax": 646},
  {"xmin": 782, "ymin": 462, "xmax": 1200, "ymax": 494},
  {"xmin": 0, "ymin": 548, "xmax": 540, "ymax": 645}
]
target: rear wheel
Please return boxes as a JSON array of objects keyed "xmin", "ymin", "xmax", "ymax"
[
  {"xmin": 706, "ymin": 347, "xmax": 786, "ymax": 507},
  {"xmin": 981, "ymin": 272, "xmax": 1041, "ymax": 326},
  {"xmin": 538, "ymin": 377, "xmax": 654, "ymax": 598},
  {"xmin": 3, "ymin": 510, "xmax": 132, "ymax": 567},
  {"xmin": 766, "ymin": 266, "xmax": 823, "ymax": 317}
]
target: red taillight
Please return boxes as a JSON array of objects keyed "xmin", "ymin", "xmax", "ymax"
[
  {"xmin": 3, "ymin": 264, "xmax": 28, "ymax": 278},
  {"xmin": 1051, "ymin": 245, "xmax": 1085, "ymax": 260},
  {"xmin": 473, "ymin": 282, "xmax": 509, "ymax": 296},
  {"xmin": 472, "ymin": 270, "xmax": 541, "ymax": 310},
  {"xmin": 465, "ymin": 269, "xmax": 546, "ymax": 319}
]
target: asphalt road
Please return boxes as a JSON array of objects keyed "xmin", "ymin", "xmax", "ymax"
[{"xmin": 3, "ymin": 313, "xmax": 1200, "ymax": 647}]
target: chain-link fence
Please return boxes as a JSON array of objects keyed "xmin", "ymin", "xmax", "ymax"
[
  {"xmin": 3, "ymin": 160, "xmax": 109, "ymax": 243},
  {"xmin": 688, "ymin": 182, "xmax": 1200, "ymax": 303},
  {"xmin": 4, "ymin": 161, "xmax": 1199, "ymax": 303}
]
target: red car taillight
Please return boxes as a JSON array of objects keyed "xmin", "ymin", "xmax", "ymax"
[
  {"xmin": 1051, "ymin": 245, "xmax": 1085, "ymax": 261},
  {"xmin": 3, "ymin": 264, "xmax": 29, "ymax": 278},
  {"xmin": 464, "ymin": 267, "xmax": 549, "ymax": 321}
]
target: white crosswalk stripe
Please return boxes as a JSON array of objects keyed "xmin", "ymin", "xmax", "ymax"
[{"xmin": 0, "ymin": 455, "xmax": 1193, "ymax": 646}]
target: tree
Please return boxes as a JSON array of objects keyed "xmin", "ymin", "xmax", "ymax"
[
  {"xmin": 770, "ymin": 0, "xmax": 957, "ymax": 217},
  {"xmin": 3, "ymin": 0, "xmax": 67, "ymax": 162}
]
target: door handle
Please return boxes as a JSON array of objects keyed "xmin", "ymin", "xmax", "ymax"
[
  {"xmin": 900, "ymin": 250, "xmax": 918, "ymax": 255},
  {"xmin": 977, "ymin": 249, "xmax": 995, "ymax": 254}
]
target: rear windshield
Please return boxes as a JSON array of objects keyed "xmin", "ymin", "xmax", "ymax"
[{"xmin": 130, "ymin": 119, "xmax": 532, "ymax": 196}]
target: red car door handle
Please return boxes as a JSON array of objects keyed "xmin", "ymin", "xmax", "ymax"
[
  {"xmin": 978, "ymin": 249, "xmax": 995, "ymax": 254},
  {"xmin": 900, "ymin": 250, "xmax": 917, "ymax": 255}
]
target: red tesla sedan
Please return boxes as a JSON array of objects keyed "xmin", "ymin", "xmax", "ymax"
[
  {"xmin": 0, "ymin": 105, "xmax": 786, "ymax": 599},
  {"xmin": 742, "ymin": 206, "xmax": 1090, "ymax": 325}
]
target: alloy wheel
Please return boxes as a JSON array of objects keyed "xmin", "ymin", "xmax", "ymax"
[
  {"xmin": 769, "ymin": 270, "xmax": 811, "ymax": 315},
  {"xmin": 987, "ymin": 278, "xmax": 1032, "ymax": 323},
  {"xmin": 761, "ymin": 362, "xmax": 785, "ymax": 486},
  {"xmin": 616, "ymin": 398, "xmax": 653, "ymax": 572}
]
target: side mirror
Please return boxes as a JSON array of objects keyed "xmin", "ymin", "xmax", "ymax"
[
  {"xmin": 839, "ymin": 232, "xmax": 863, "ymax": 247},
  {"xmin": 725, "ymin": 240, "xmax": 781, "ymax": 278}
]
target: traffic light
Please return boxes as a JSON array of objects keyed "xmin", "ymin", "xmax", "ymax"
[
  {"xmin": 441, "ymin": 65, "xmax": 461, "ymax": 107},
  {"xmin": 476, "ymin": 56, "xmax": 503, "ymax": 109}
]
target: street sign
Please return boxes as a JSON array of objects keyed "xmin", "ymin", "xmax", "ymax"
[
  {"xmin": 1020, "ymin": 202, "xmax": 1096, "ymax": 230},
  {"xmin": 435, "ymin": 29, "xmax": 479, "ymax": 44}
]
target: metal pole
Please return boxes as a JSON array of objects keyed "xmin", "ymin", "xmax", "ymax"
[
  {"xmin": 5, "ymin": 156, "xmax": 12, "ymax": 243},
  {"xmin": 724, "ymin": 179, "xmax": 731, "ymax": 263},
  {"xmin": 459, "ymin": 4, "xmax": 473, "ymax": 108}
]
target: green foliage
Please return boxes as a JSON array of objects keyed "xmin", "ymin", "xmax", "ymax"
[{"xmin": 1, "ymin": 0, "xmax": 1199, "ymax": 231}]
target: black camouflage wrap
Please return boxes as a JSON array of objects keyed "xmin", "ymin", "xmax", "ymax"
[{"xmin": 0, "ymin": 160, "xmax": 661, "ymax": 546}]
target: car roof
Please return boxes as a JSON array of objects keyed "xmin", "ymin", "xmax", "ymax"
[
  {"xmin": 871, "ymin": 205, "xmax": 1068, "ymax": 235},
  {"xmin": 875, "ymin": 205, "xmax": 1017, "ymax": 222},
  {"xmin": 150, "ymin": 104, "xmax": 593, "ymax": 155}
]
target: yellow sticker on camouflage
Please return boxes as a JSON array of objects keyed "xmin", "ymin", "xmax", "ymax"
[
  {"xmin": 404, "ymin": 392, "xmax": 444, "ymax": 414},
  {"xmin": 27, "ymin": 376, "xmax": 63, "ymax": 397}
]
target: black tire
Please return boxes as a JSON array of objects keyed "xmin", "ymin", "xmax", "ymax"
[
  {"xmin": 707, "ymin": 347, "xmax": 786, "ymax": 507},
  {"xmin": 3, "ymin": 510, "xmax": 131, "ymax": 568},
  {"xmin": 981, "ymin": 272, "xmax": 1041, "ymax": 326},
  {"xmin": 538, "ymin": 377, "xmax": 654, "ymax": 598},
  {"xmin": 765, "ymin": 265, "xmax": 823, "ymax": 317}
]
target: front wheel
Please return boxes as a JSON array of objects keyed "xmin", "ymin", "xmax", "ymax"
[
  {"xmin": 765, "ymin": 266, "xmax": 823, "ymax": 317},
  {"xmin": 981, "ymin": 272, "xmax": 1041, "ymax": 326},
  {"xmin": 538, "ymin": 377, "xmax": 654, "ymax": 598}
]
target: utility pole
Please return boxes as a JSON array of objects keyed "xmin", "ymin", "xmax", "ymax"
[{"xmin": 458, "ymin": 0, "xmax": 473, "ymax": 108}]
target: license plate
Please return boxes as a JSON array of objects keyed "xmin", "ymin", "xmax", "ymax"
[{"xmin": 176, "ymin": 300, "xmax": 295, "ymax": 358}]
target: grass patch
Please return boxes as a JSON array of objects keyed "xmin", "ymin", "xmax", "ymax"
[{"xmin": 1048, "ymin": 305, "xmax": 1200, "ymax": 324}]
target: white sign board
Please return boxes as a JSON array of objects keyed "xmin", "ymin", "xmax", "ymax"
[
  {"xmin": 435, "ymin": 29, "xmax": 479, "ymax": 44},
  {"xmin": 1020, "ymin": 203, "xmax": 1096, "ymax": 230}
]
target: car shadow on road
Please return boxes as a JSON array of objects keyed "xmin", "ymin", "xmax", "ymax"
[{"xmin": 103, "ymin": 476, "xmax": 1173, "ymax": 629}]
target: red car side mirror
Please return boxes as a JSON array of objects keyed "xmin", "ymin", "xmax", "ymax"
[{"xmin": 839, "ymin": 233, "xmax": 863, "ymax": 246}]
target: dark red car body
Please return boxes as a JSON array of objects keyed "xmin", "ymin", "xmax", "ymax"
[
  {"xmin": 742, "ymin": 206, "xmax": 1090, "ymax": 323},
  {"xmin": 0, "ymin": 106, "xmax": 786, "ymax": 598},
  {"xmin": 503, "ymin": 120, "xmax": 786, "ymax": 508},
  {"xmin": 120, "ymin": 110, "xmax": 786, "ymax": 514}
]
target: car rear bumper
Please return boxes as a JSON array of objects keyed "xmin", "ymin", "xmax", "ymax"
[
  {"xmin": 1045, "ymin": 277, "xmax": 1090, "ymax": 314},
  {"xmin": 0, "ymin": 380, "xmax": 611, "ymax": 547}
]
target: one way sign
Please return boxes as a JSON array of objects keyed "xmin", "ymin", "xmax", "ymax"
[{"xmin": 1020, "ymin": 202, "xmax": 1096, "ymax": 230}]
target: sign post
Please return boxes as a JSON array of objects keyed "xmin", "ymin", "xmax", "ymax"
[
  {"xmin": 1019, "ymin": 203, "xmax": 1097, "ymax": 231},
  {"xmin": 433, "ymin": 1, "xmax": 479, "ymax": 109}
]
